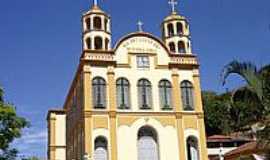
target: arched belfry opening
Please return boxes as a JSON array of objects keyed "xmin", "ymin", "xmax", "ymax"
[
  {"xmin": 94, "ymin": 16, "xmax": 102, "ymax": 30},
  {"xmin": 94, "ymin": 37, "xmax": 103, "ymax": 50},
  {"xmin": 137, "ymin": 126, "xmax": 159, "ymax": 160}
]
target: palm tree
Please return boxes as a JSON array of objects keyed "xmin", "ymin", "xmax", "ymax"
[
  {"xmin": 221, "ymin": 60, "xmax": 270, "ymax": 114},
  {"xmin": 221, "ymin": 60, "xmax": 270, "ymax": 150}
]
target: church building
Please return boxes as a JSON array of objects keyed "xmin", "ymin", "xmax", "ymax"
[{"xmin": 47, "ymin": 0, "xmax": 208, "ymax": 160}]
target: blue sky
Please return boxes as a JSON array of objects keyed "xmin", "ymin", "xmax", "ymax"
[{"xmin": 0, "ymin": 0, "xmax": 270, "ymax": 158}]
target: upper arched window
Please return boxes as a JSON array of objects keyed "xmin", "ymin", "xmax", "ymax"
[
  {"xmin": 105, "ymin": 38, "xmax": 109, "ymax": 50},
  {"xmin": 94, "ymin": 37, "xmax": 103, "ymax": 50},
  {"xmin": 138, "ymin": 126, "xmax": 159, "ymax": 160},
  {"xmin": 159, "ymin": 80, "xmax": 172, "ymax": 110},
  {"xmin": 94, "ymin": 136, "xmax": 108, "ymax": 160},
  {"xmin": 181, "ymin": 81, "xmax": 194, "ymax": 111},
  {"xmin": 138, "ymin": 79, "xmax": 152, "ymax": 110},
  {"xmin": 178, "ymin": 41, "xmax": 186, "ymax": 53},
  {"xmin": 167, "ymin": 23, "xmax": 174, "ymax": 36},
  {"xmin": 186, "ymin": 136, "xmax": 199, "ymax": 160},
  {"xmin": 169, "ymin": 42, "xmax": 176, "ymax": 53},
  {"xmin": 85, "ymin": 17, "xmax": 91, "ymax": 31},
  {"xmin": 176, "ymin": 22, "xmax": 183, "ymax": 35},
  {"xmin": 104, "ymin": 18, "xmax": 108, "ymax": 32},
  {"xmin": 116, "ymin": 78, "xmax": 130, "ymax": 109},
  {"xmin": 92, "ymin": 77, "xmax": 106, "ymax": 109},
  {"xmin": 86, "ymin": 37, "xmax": 91, "ymax": 49},
  {"xmin": 94, "ymin": 16, "xmax": 102, "ymax": 30}
]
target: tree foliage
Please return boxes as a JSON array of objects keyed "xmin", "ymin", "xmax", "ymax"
[
  {"xmin": 0, "ymin": 86, "xmax": 29, "ymax": 160},
  {"xmin": 221, "ymin": 60, "xmax": 270, "ymax": 149},
  {"xmin": 202, "ymin": 91, "xmax": 263, "ymax": 136}
]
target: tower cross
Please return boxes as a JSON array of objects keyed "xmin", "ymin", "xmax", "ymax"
[
  {"xmin": 137, "ymin": 20, "xmax": 144, "ymax": 32},
  {"xmin": 168, "ymin": 0, "xmax": 178, "ymax": 13}
]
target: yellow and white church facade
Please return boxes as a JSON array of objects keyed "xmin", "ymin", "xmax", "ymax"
[{"xmin": 47, "ymin": 0, "xmax": 208, "ymax": 160}]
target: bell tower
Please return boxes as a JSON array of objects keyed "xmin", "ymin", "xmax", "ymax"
[
  {"xmin": 82, "ymin": 0, "xmax": 111, "ymax": 51},
  {"xmin": 162, "ymin": 0, "xmax": 192, "ymax": 54}
]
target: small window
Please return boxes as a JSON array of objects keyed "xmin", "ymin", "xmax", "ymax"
[
  {"xmin": 86, "ymin": 37, "xmax": 91, "ymax": 49},
  {"xmin": 169, "ymin": 42, "xmax": 176, "ymax": 53},
  {"xmin": 94, "ymin": 16, "xmax": 102, "ymax": 30},
  {"xmin": 104, "ymin": 18, "xmax": 108, "ymax": 32},
  {"xmin": 176, "ymin": 22, "xmax": 183, "ymax": 35},
  {"xmin": 181, "ymin": 81, "xmax": 194, "ymax": 111},
  {"xmin": 178, "ymin": 41, "xmax": 186, "ymax": 53},
  {"xmin": 137, "ymin": 56, "xmax": 150, "ymax": 69},
  {"xmin": 85, "ymin": 17, "xmax": 91, "ymax": 31},
  {"xmin": 138, "ymin": 79, "xmax": 152, "ymax": 109},
  {"xmin": 168, "ymin": 23, "xmax": 174, "ymax": 37},
  {"xmin": 92, "ymin": 77, "xmax": 106, "ymax": 109},
  {"xmin": 95, "ymin": 37, "xmax": 103, "ymax": 50},
  {"xmin": 159, "ymin": 80, "xmax": 172, "ymax": 110},
  {"xmin": 116, "ymin": 78, "xmax": 130, "ymax": 109}
]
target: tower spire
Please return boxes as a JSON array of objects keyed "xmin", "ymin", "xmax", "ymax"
[{"xmin": 168, "ymin": 0, "xmax": 178, "ymax": 13}]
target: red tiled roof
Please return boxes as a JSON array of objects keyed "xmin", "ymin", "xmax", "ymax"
[
  {"xmin": 224, "ymin": 141, "xmax": 259, "ymax": 160},
  {"xmin": 207, "ymin": 135, "xmax": 252, "ymax": 143}
]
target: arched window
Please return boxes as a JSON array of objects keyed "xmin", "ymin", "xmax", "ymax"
[
  {"xmin": 94, "ymin": 136, "xmax": 108, "ymax": 160},
  {"xmin": 159, "ymin": 80, "xmax": 172, "ymax": 110},
  {"xmin": 85, "ymin": 17, "xmax": 91, "ymax": 31},
  {"xmin": 167, "ymin": 23, "xmax": 174, "ymax": 36},
  {"xmin": 138, "ymin": 126, "xmax": 159, "ymax": 160},
  {"xmin": 186, "ymin": 136, "xmax": 199, "ymax": 160},
  {"xmin": 169, "ymin": 42, "xmax": 176, "ymax": 53},
  {"xmin": 178, "ymin": 41, "xmax": 186, "ymax": 53},
  {"xmin": 92, "ymin": 77, "xmax": 106, "ymax": 109},
  {"xmin": 86, "ymin": 37, "xmax": 91, "ymax": 49},
  {"xmin": 181, "ymin": 81, "xmax": 194, "ymax": 111},
  {"xmin": 116, "ymin": 78, "xmax": 130, "ymax": 109},
  {"xmin": 104, "ymin": 18, "xmax": 108, "ymax": 32},
  {"xmin": 138, "ymin": 79, "xmax": 152, "ymax": 109},
  {"xmin": 105, "ymin": 38, "xmax": 109, "ymax": 50},
  {"xmin": 94, "ymin": 37, "xmax": 103, "ymax": 50},
  {"xmin": 176, "ymin": 22, "xmax": 183, "ymax": 35},
  {"xmin": 94, "ymin": 16, "xmax": 102, "ymax": 30}
]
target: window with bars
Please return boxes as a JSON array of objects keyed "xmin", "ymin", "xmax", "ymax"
[
  {"xmin": 116, "ymin": 78, "xmax": 130, "ymax": 109},
  {"xmin": 181, "ymin": 80, "xmax": 194, "ymax": 111},
  {"xmin": 138, "ymin": 79, "xmax": 152, "ymax": 110},
  {"xmin": 92, "ymin": 77, "xmax": 106, "ymax": 109},
  {"xmin": 159, "ymin": 80, "xmax": 173, "ymax": 110}
]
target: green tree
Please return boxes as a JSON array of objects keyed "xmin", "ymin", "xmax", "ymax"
[
  {"xmin": 221, "ymin": 60, "xmax": 270, "ymax": 149},
  {"xmin": 0, "ymin": 86, "xmax": 29, "ymax": 160},
  {"xmin": 203, "ymin": 91, "xmax": 262, "ymax": 136}
]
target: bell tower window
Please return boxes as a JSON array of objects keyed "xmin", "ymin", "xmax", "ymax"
[
  {"xmin": 86, "ymin": 37, "xmax": 91, "ymax": 49},
  {"xmin": 104, "ymin": 19, "xmax": 108, "ymax": 32},
  {"xmin": 176, "ymin": 22, "xmax": 183, "ymax": 35},
  {"xmin": 85, "ymin": 17, "xmax": 91, "ymax": 31},
  {"xmin": 167, "ymin": 23, "xmax": 174, "ymax": 37},
  {"xmin": 94, "ymin": 16, "xmax": 102, "ymax": 30},
  {"xmin": 178, "ymin": 41, "xmax": 186, "ymax": 53},
  {"xmin": 169, "ymin": 42, "xmax": 176, "ymax": 53},
  {"xmin": 105, "ymin": 38, "xmax": 109, "ymax": 50},
  {"xmin": 94, "ymin": 37, "xmax": 103, "ymax": 50}
]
